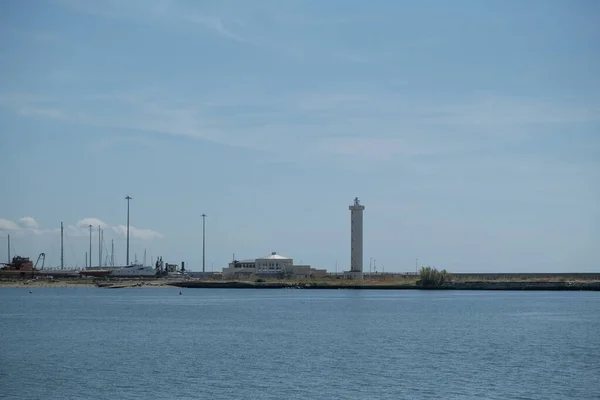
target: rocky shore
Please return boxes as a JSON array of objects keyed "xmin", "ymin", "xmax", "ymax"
[{"xmin": 0, "ymin": 279, "xmax": 97, "ymax": 288}]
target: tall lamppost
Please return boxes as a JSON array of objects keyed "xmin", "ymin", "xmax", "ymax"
[
  {"xmin": 88, "ymin": 224, "xmax": 92, "ymax": 269},
  {"xmin": 202, "ymin": 213, "xmax": 207, "ymax": 273},
  {"xmin": 60, "ymin": 222, "xmax": 64, "ymax": 269},
  {"xmin": 125, "ymin": 195, "xmax": 132, "ymax": 266}
]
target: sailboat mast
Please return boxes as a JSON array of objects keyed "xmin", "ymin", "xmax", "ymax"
[
  {"xmin": 60, "ymin": 222, "xmax": 64, "ymax": 269},
  {"xmin": 111, "ymin": 239, "xmax": 114, "ymax": 267},
  {"xmin": 143, "ymin": 249, "xmax": 146, "ymax": 267},
  {"xmin": 7, "ymin": 234, "xmax": 10, "ymax": 264}
]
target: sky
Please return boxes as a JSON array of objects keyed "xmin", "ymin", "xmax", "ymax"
[{"xmin": 0, "ymin": 0, "xmax": 599, "ymax": 273}]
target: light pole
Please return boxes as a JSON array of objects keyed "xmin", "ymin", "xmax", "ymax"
[
  {"xmin": 60, "ymin": 222, "xmax": 64, "ymax": 269},
  {"xmin": 98, "ymin": 225, "xmax": 101, "ymax": 268},
  {"xmin": 125, "ymin": 195, "xmax": 132, "ymax": 266},
  {"xmin": 88, "ymin": 224, "xmax": 92, "ymax": 269},
  {"xmin": 202, "ymin": 213, "xmax": 206, "ymax": 273},
  {"xmin": 416, "ymin": 258, "xmax": 419, "ymax": 275}
]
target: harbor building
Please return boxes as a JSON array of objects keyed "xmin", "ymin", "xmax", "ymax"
[
  {"xmin": 345, "ymin": 197, "xmax": 365, "ymax": 280},
  {"xmin": 222, "ymin": 252, "xmax": 326, "ymax": 279}
]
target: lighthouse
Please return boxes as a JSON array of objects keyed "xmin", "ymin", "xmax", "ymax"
[{"xmin": 347, "ymin": 197, "xmax": 365, "ymax": 280}]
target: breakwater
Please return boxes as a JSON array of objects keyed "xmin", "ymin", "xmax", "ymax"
[{"xmin": 169, "ymin": 280, "xmax": 600, "ymax": 291}]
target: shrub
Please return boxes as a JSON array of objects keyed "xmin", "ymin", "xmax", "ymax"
[{"xmin": 418, "ymin": 266, "xmax": 450, "ymax": 287}]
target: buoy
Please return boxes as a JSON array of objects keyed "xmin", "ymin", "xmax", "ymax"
[
  {"xmin": 179, "ymin": 291, "xmax": 182, "ymax": 295},
  {"xmin": 29, "ymin": 290, "xmax": 32, "ymax": 294}
]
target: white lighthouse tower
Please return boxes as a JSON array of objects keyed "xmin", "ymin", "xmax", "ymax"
[{"xmin": 346, "ymin": 197, "xmax": 365, "ymax": 280}]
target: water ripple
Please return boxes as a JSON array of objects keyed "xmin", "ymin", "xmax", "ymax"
[{"xmin": 0, "ymin": 289, "xmax": 599, "ymax": 399}]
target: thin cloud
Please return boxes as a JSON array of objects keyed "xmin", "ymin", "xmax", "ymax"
[
  {"xmin": 183, "ymin": 14, "xmax": 256, "ymax": 45},
  {"xmin": 54, "ymin": 0, "xmax": 257, "ymax": 45},
  {"xmin": 112, "ymin": 225, "xmax": 164, "ymax": 240},
  {"xmin": 4, "ymin": 90, "xmax": 596, "ymax": 152},
  {"xmin": 92, "ymin": 136, "xmax": 160, "ymax": 151},
  {"xmin": 0, "ymin": 217, "xmax": 56, "ymax": 235},
  {"xmin": 0, "ymin": 219, "xmax": 20, "ymax": 231},
  {"xmin": 76, "ymin": 218, "xmax": 109, "ymax": 229},
  {"xmin": 18, "ymin": 217, "xmax": 39, "ymax": 229},
  {"xmin": 1, "ymin": 217, "xmax": 163, "ymax": 240},
  {"xmin": 19, "ymin": 106, "xmax": 65, "ymax": 119},
  {"xmin": 316, "ymin": 137, "xmax": 472, "ymax": 162},
  {"xmin": 1, "ymin": 88, "xmax": 598, "ymax": 172}
]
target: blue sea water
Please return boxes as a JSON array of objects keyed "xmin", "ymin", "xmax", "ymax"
[{"xmin": 0, "ymin": 288, "xmax": 599, "ymax": 400}]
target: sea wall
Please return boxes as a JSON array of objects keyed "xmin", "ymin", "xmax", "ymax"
[
  {"xmin": 443, "ymin": 281, "xmax": 600, "ymax": 291},
  {"xmin": 450, "ymin": 272, "xmax": 600, "ymax": 281},
  {"xmin": 170, "ymin": 280, "xmax": 600, "ymax": 291}
]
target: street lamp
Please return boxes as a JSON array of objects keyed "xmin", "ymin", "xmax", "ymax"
[
  {"xmin": 88, "ymin": 225, "xmax": 92, "ymax": 268},
  {"xmin": 202, "ymin": 213, "xmax": 206, "ymax": 273},
  {"xmin": 125, "ymin": 195, "xmax": 132, "ymax": 266}
]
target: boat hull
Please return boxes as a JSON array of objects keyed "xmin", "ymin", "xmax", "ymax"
[
  {"xmin": 106, "ymin": 265, "xmax": 157, "ymax": 278},
  {"xmin": 80, "ymin": 270, "xmax": 113, "ymax": 278}
]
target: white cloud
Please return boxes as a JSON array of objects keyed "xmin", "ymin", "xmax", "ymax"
[
  {"xmin": 112, "ymin": 225, "xmax": 164, "ymax": 240},
  {"xmin": 0, "ymin": 217, "xmax": 55, "ymax": 236},
  {"xmin": 76, "ymin": 218, "xmax": 109, "ymax": 229},
  {"xmin": 18, "ymin": 216, "xmax": 39, "ymax": 229},
  {"xmin": 0, "ymin": 219, "xmax": 20, "ymax": 231},
  {"xmin": 65, "ymin": 224, "xmax": 88, "ymax": 238},
  {"xmin": 1, "ymin": 217, "xmax": 163, "ymax": 240}
]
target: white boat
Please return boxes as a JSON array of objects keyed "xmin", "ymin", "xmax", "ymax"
[{"xmin": 109, "ymin": 264, "xmax": 157, "ymax": 277}]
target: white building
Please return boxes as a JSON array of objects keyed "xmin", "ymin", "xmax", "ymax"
[
  {"xmin": 255, "ymin": 252, "xmax": 293, "ymax": 274},
  {"xmin": 346, "ymin": 197, "xmax": 365, "ymax": 280},
  {"xmin": 222, "ymin": 252, "xmax": 326, "ymax": 279}
]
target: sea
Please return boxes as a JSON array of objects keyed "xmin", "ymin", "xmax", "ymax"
[{"xmin": 1, "ymin": 288, "xmax": 599, "ymax": 400}]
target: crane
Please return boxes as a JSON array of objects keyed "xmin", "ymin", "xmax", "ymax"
[{"xmin": 35, "ymin": 253, "xmax": 45, "ymax": 270}]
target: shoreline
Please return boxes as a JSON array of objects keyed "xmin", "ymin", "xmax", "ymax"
[
  {"xmin": 170, "ymin": 280, "xmax": 600, "ymax": 291},
  {"xmin": 2, "ymin": 278, "xmax": 600, "ymax": 291},
  {"xmin": 0, "ymin": 278, "xmax": 176, "ymax": 289}
]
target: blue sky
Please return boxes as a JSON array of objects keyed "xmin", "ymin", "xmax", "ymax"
[{"xmin": 1, "ymin": 0, "xmax": 599, "ymax": 272}]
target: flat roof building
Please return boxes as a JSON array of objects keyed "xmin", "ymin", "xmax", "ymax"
[{"xmin": 222, "ymin": 252, "xmax": 326, "ymax": 279}]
